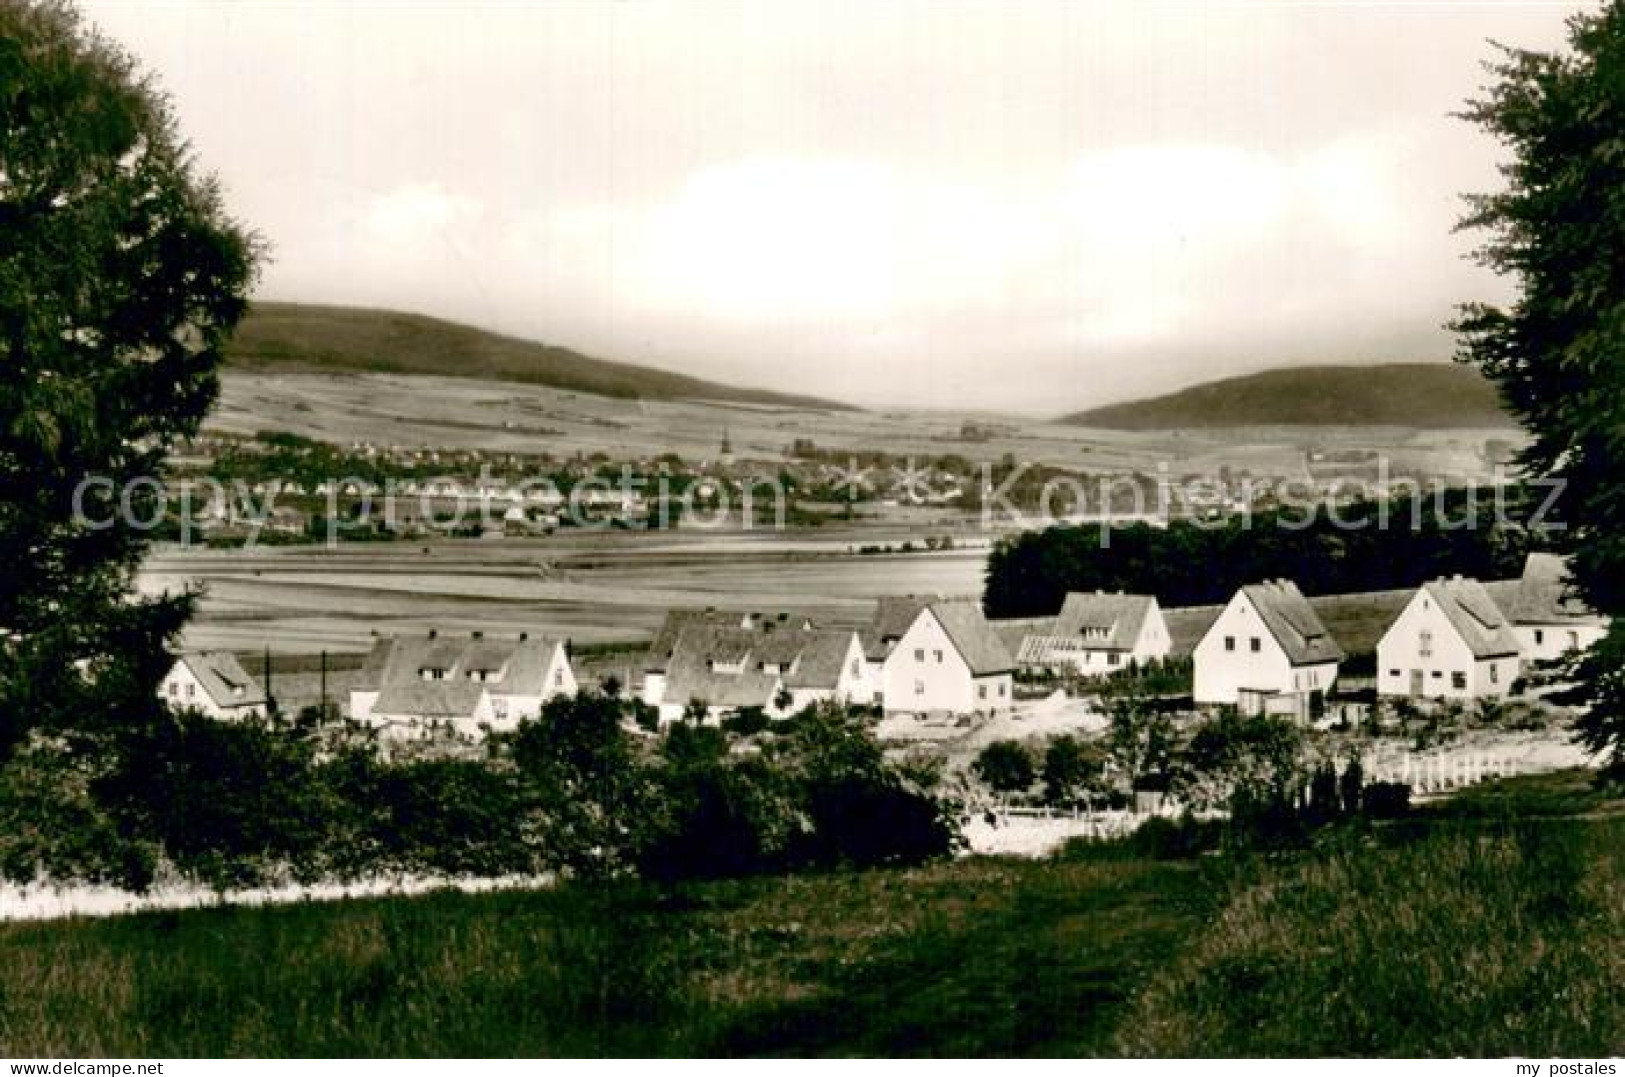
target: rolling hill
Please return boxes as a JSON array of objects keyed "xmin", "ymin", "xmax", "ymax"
[
  {"xmin": 1063, "ymin": 363, "xmax": 1514, "ymax": 429},
  {"xmin": 225, "ymin": 302, "xmax": 850, "ymax": 410}
]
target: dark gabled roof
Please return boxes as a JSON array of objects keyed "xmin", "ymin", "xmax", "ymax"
[
  {"xmin": 1420, "ymin": 577, "xmax": 1521, "ymax": 659},
  {"xmin": 990, "ymin": 616, "xmax": 1055, "ymax": 658},
  {"xmin": 643, "ymin": 608, "xmax": 810, "ymax": 672},
  {"xmin": 928, "ymin": 600, "xmax": 1017, "ymax": 676},
  {"xmin": 365, "ymin": 632, "xmax": 570, "ymax": 718},
  {"xmin": 356, "ymin": 637, "xmax": 393, "ymax": 688},
  {"xmin": 180, "ymin": 652, "xmax": 266, "ymax": 710},
  {"xmin": 782, "ymin": 629, "xmax": 860, "ymax": 690},
  {"xmin": 862, "ymin": 596, "xmax": 933, "ymax": 660},
  {"xmin": 662, "ymin": 628, "xmax": 782, "ymax": 709},
  {"xmin": 1508, "ymin": 553, "xmax": 1607, "ymax": 627},
  {"xmin": 1239, "ymin": 580, "xmax": 1344, "ymax": 666},
  {"xmin": 374, "ymin": 676, "xmax": 485, "ymax": 719},
  {"xmin": 1052, "ymin": 592, "xmax": 1157, "ymax": 652}
]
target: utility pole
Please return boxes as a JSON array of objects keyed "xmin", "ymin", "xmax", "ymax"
[
  {"xmin": 320, "ymin": 649, "xmax": 328, "ymax": 723},
  {"xmin": 263, "ymin": 646, "xmax": 276, "ymax": 717}
]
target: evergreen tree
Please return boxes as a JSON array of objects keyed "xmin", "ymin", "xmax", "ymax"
[
  {"xmin": 0, "ymin": 1, "xmax": 257, "ymax": 751},
  {"xmin": 1454, "ymin": 5, "xmax": 1625, "ymax": 776}
]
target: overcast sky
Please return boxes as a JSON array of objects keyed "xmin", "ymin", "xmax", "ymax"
[{"xmin": 83, "ymin": 1, "xmax": 1578, "ymax": 413}]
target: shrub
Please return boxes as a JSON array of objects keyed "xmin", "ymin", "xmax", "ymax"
[
  {"xmin": 100, "ymin": 711, "xmax": 331, "ymax": 889},
  {"xmin": 722, "ymin": 706, "xmax": 771, "ymax": 736},
  {"xmin": 973, "ymin": 740, "xmax": 1036, "ymax": 795},
  {"xmin": 1362, "ymin": 781, "xmax": 1412, "ymax": 819},
  {"xmin": 0, "ymin": 733, "xmax": 156, "ymax": 890}
]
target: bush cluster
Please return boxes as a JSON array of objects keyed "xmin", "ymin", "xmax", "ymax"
[{"xmin": 0, "ymin": 696, "xmax": 956, "ymax": 892}]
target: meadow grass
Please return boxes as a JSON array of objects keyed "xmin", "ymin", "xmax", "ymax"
[{"xmin": 0, "ymin": 769, "xmax": 1617, "ymax": 1057}]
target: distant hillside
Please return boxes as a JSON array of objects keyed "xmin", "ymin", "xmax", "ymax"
[
  {"xmin": 1063, "ymin": 364, "xmax": 1513, "ymax": 429},
  {"xmin": 226, "ymin": 302, "xmax": 850, "ymax": 410}
]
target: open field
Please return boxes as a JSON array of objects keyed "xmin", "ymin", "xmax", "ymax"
[
  {"xmin": 214, "ymin": 370, "xmax": 1521, "ymax": 480},
  {"xmin": 0, "ymin": 769, "xmax": 1615, "ymax": 1057},
  {"xmin": 138, "ymin": 529, "xmax": 994, "ymax": 655}
]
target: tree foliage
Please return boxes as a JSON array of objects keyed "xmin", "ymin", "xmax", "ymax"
[
  {"xmin": 983, "ymin": 491, "xmax": 1538, "ymax": 619},
  {"xmin": 973, "ymin": 739, "xmax": 1036, "ymax": 795},
  {"xmin": 0, "ymin": 1, "xmax": 258, "ymax": 751},
  {"xmin": 1454, "ymin": 6, "xmax": 1625, "ymax": 776}
]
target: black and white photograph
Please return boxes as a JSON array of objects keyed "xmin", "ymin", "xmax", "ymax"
[{"xmin": 1, "ymin": 0, "xmax": 1623, "ymax": 1062}]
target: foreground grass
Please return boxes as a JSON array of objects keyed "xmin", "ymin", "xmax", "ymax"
[
  {"xmin": 0, "ymin": 769, "xmax": 1618, "ymax": 1056},
  {"xmin": 0, "ymin": 857, "xmax": 1219, "ymax": 1056},
  {"xmin": 1117, "ymin": 816, "xmax": 1624, "ymax": 1056}
]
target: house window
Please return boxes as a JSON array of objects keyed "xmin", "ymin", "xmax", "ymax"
[
  {"xmin": 1249, "ymin": 637, "xmax": 1261, "ymax": 653},
  {"xmin": 851, "ymin": 659, "xmax": 861, "ymax": 677},
  {"xmin": 914, "ymin": 680, "xmax": 925, "ymax": 696},
  {"xmin": 168, "ymin": 683, "xmax": 179, "ymax": 698},
  {"xmin": 978, "ymin": 684, "xmax": 987, "ymax": 700},
  {"xmin": 1419, "ymin": 630, "xmax": 1433, "ymax": 658},
  {"xmin": 1389, "ymin": 669, "xmax": 1400, "ymax": 677},
  {"xmin": 1108, "ymin": 653, "xmax": 1120, "ymax": 666},
  {"xmin": 1451, "ymin": 671, "xmax": 1466, "ymax": 690},
  {"xmin": 554, "ymin": 670, "xmax": 563, "ymax": 687},
  {"xmin": 1489, "ymin": 664, "xmax": 1499, "ymax": 684},
  {"xmin": 997, "ymin": 683, "xmax": 1006, "ymax": 697},
  {"xmin": 493, "ymin": 698, "xmax": 508, "ymax": 719},
  {"xmin": 1224, "ymin": 636, "xmax": 1235, "ymax": 652},
  {"xmin": 1431, "ymin": 670, "xmax": 1442, "ymax": 679},
  {"xmin": 914, "ymin": 648, "xmax": 925, "ymax": 662},
  {"xmin": 933, "ymin": 649, "xmax": 944, "ymax": 663},
  {"xmin": 1568, "ymin": 630, "xmax": 1580, "ymax": 650},
  {"xmin": 185, "ymin": 683, "xmax": 195, "ymax": 699},
  {"xmin": 1534, "ymin": 629, "xmax": 1545, "ymax": 645}
]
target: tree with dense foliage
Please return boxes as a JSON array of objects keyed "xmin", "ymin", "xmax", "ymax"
[
  {"xmin": 1105, "ymin": 692, "xmax": 1175, "ymax": 794},
  {"xmin": 1172, "ymin": 710, "xmax": 1303, "ymax": 813},
  {"xmin": 0, "ymin": 2, "xmax": 258, "ymax": 752},
  {"xmin": 1040, "ymin": 734, "xmax": 1107, "ymax": 806},
  {"xmin": 1454, "ymin": 5, "xmax": 1625, "ymax": 778},
  {"xmin": 973, "ymin": 739, "xmax": 1036, "ymax": 795},
  {"xmin": 512, "ymin": 693, "xmax": 655, "ymax": 879},
  {"xmin": 983, "ymin": 491, "xmax": 1539, "ymax": 619}
]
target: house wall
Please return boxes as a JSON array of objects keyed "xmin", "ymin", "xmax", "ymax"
[
  {"xmin": 641, "ymin": 671, "xmax": 667, "ymax": 709},
  {"xmin": 833, "ymin": 634, "xmax": 877, "ymax": 705},
  {"xmin": 1193, "ymin": 592, "xmax": 1294, "ymax": 704},
  {"xmin": 1515, "ymin": 623, "xmax": 1607, "ymax": 665},
  {"xmin": 1134, "ymin": 604, "xmax": 1173, "ymax": 665},
  {"xmin": 881, "ymin": 610, "xmax": 1010, "ymax": 714},
  {"xmin": 1377, "ymin": 591, "xmax": 1518, "ymax": 701},
  {"xmin": 349, "ymin": 689, "xmax": 379, "ymax": 721},
  {"xmin": 486, "ymin": 648, "xmax": 579, "ymax": 732}
]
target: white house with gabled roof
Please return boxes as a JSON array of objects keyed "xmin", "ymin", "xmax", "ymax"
[
  {"xmin": 638, "ymin": 609, "xmax": 873, "ymax": 724},
  {"xmin": 1015, "ymin": 591, "xmax": 1170, "ymax": 676},
  {"xmin": 1377, "ymin": 576, "xmax": 1522, "ymax": 701},
  {"xmin": 1506, "ymin": 553, "xmax": 1609, "ymax": 664},
  {"xmin": 1193, "ymin": 580, "xmax": 1342, "ymax": 720},
  {"xmin": 873, "ymin": 597, "xmax": 1015, "ymax": 715},
  {"xmin": 159, "ymin": 652, "xmax": 269, "ymax": 720},
  {"xmin": 349, "ymin": 630, "xmax": 577, "ymax": 739}
]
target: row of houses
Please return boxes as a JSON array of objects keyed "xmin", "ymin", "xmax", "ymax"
[
  {"xmin": 156, "ymin": 553, "xmax": 1607, "ymax": 735},
  {"xmin": 1182, "ymin": 553, "xmax": 1601, "ymax": 718},
  {"xmin": 157, "ymin": 596, "xmax": 1021, "ymax": 736},
  {"xmin": 997, "ymin": 552, "xmax": 1606, "ymax": 719}
]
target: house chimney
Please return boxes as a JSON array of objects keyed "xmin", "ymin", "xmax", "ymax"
[
  {"xmin": 472, "ymin": 630, "xmax": 483, "ymax": 639},
  {"xmin": 428, "ymin": 629, "xmax": 437, "ymax": 639},
  {"xmin": 519, "ymin": 631, "xmax": 528, "ymax": 641}
]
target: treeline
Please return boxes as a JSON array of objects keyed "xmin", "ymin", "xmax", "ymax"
[
  {"xmin": 984, "ymin": 488, "xmax": 1548, "ymax": 617},
  {"xmin": 0, "ymin": 697, "xmax": 955, "ymax": 893}
]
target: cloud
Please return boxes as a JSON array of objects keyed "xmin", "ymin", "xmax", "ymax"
[{"xmin": 362, "ymin": 183, "xmax": 483, "ymax": 249}]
